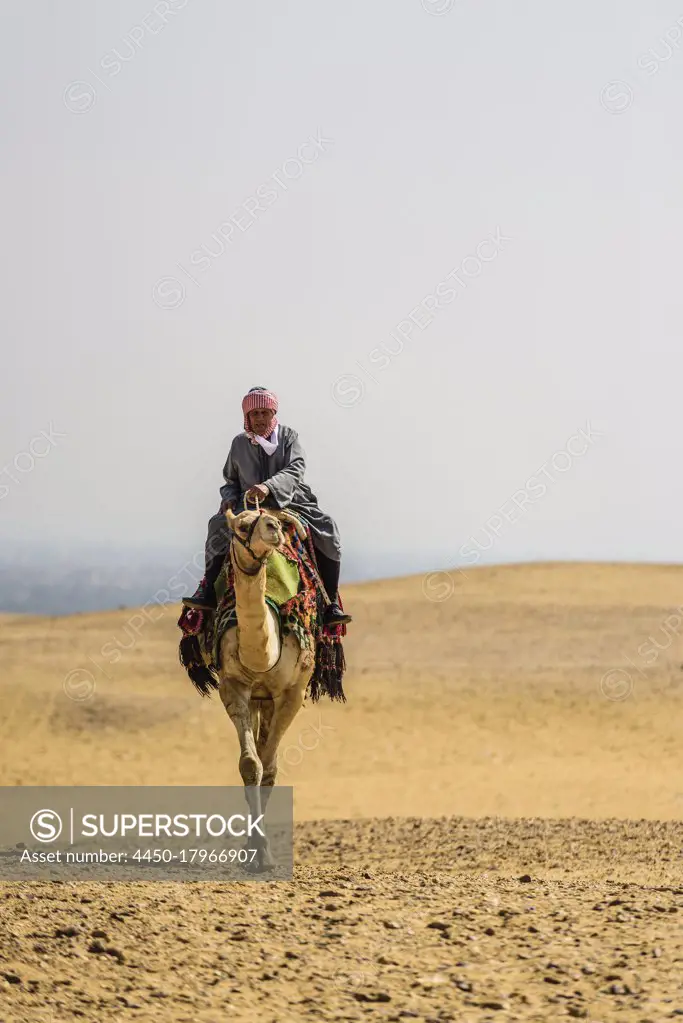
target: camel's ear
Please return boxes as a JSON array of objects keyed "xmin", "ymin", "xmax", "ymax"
[
  {"xmin": 225, "ymin": 507, "xmax": 238, "ymax": 529},
  {"xmin": 273, "ymin": 509, "xmax": 307, "ymax": 540}
]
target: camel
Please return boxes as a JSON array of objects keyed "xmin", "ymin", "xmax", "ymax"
[{"xmin": 218, "ymin": 504, "xmax": 317, "ymax": 869}]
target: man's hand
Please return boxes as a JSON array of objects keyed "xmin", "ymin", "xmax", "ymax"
[{"xmin": 246, "ymin": 484, "xmax": 269, "ymax": 502}]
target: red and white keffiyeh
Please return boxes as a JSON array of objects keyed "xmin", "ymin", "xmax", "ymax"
[{"xmin": 242, "ymin": 387, "xmax": 279, "ymax": 453}]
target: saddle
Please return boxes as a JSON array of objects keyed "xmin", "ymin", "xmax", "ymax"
[{"xmin": 178, "ymin": 520, "xmax": 346, "ymax": 702}]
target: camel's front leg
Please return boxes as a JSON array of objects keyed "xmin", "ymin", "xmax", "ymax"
[
  {"xmin": 259, "ymin": 681, "xmax": 307, "ymax": 788},
  {"xmin": 220, "ymin": 678, "xmax": 274, "ymax": 871},
  {"xmin": 220, "ymin": 678, "xmax": 263, "ymax": 787}
]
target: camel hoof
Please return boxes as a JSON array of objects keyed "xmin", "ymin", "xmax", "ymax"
[
  {"xmin": 242, "ymin": 859, "xmax": 275, "ymax": 875},
  {"xmin": 241, "ymin": 841, "xmax": 276, "ymax": 874}
]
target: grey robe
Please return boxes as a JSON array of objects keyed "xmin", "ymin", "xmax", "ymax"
[{"xmin": 205, "ymin": 424, "xmax": 341, "ymax": 565}]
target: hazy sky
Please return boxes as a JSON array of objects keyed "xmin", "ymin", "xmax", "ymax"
[{"xmin": 2, "ymin": 0, "xmax": 683, "ymax": 580}]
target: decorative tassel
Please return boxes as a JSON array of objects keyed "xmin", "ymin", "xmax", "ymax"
[
  {"xmin": 179, "ymin": 636, "xmax": 219, "ymax": 697},
  {"xmin": 309, "ymin": 635, "xmax": 347, "ymax": 703}
]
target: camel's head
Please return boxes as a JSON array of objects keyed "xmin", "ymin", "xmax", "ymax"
[{"xmin": 225, "ymin": 507, "xmax": 306, "ymax": 567}]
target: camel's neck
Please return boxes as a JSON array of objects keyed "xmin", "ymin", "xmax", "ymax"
[{"xmin": 230, "ymin": 545, "xmax": 280, "ymax": 673}]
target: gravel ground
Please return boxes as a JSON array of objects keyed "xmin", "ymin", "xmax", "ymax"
[{"xmin": 1, "ymin": 815, "xmax": 681, "ymax": 1023}]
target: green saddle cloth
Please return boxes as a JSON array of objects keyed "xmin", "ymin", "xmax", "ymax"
[
  {"xmin": 215, "ymin": 549, "xmax": 300, "ymax": 608},
  {"xmin": 212, "ymin": 550, "xmax": 302, "ymax": 668},
  {"xmin": 265, "ymin": 549, "xmax": 301, "ymax": 604}
]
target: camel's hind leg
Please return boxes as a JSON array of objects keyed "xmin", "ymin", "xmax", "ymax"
[
  {"xmin": 255, "ymin": 698, "xmax": 274, "ymax": 761},
  {"xmin": 253, "ymin": 698, "xmax": 276, "ymax": 812}
]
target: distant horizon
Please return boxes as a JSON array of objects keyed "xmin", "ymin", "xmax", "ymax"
[
  {"xmin": 3, "ymin": 545, "xmax": 683, "ymax": 618},
  {"xmin": 7, "ymin": 536, "xmax": 683, "ymax": 572}
]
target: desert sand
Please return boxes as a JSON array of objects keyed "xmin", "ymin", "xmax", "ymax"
[{"xmin": 0, "ymin": 562, "xmax": 681, "ymax": 1022}]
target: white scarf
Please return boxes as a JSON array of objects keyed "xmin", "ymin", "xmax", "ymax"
[{"xmin": 251, "ymin": 424, "xmax": 279, "ymax": 456}]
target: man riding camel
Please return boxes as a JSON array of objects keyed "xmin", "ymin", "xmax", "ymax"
[{"xmin": 183, "ymin": 386, "xmax": 352, "ymax": 627}]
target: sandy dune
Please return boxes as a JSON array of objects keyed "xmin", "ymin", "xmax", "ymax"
[{"xmin": 0, "ymin": 563, "xmax": 682, "ymax": 1021}]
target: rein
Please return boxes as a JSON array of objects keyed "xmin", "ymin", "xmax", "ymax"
[{"xmin": 230, "ymin": 494, "xmax": 271, "ymax": 569}]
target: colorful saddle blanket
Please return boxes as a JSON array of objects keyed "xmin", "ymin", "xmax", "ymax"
[{"xmin": 177, "ymin": 521, "xmax": 346, "ymax": 702}]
